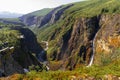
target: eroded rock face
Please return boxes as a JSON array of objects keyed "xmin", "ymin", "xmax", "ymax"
[
  {"xmin": 39, "ymin": 5, "xmax": 73, "ymax": 27},
  {"xmin": 19, "ymin": 5, "xmax": 73, "ymax": 27},
  {"xmin": 94, "ymin": 14, "xmax": 120, "ymax": 65},
  {"xmin": 0, "ymin": 28, "xmax": 43, "ymax": 76},
  {"xmin": 48, "ymin": 16, "xmax": 101, "ymax": 70},
  {"xmin": 0, "ymin": 47, "xmax": 24, "ymax": 76},
  {"xmin": 12, "ymin": 28, "xmax": 43, "ymax": 68},
  {"xmin": 48, "ymin": 14, "xmax": 120, "ymax": 70}
]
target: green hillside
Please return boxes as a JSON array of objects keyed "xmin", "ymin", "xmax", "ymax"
[
  {"xmin": 25, "ymin": 8, "xmax": 53, "ymax": 17},
  {"xmin": 0, "ymin": 28, "xmax": 21, "ymax": 48},
  {"xmin": 31, "ymin": 0, "xmax": 120, "ymax": 71},
  {"xmin": 35, "ymin": 0, "xmax": 120, "ymax": 41},
  {"xmin": 1, "ymin": 0, "xmax": 120, "ymax": 79}
]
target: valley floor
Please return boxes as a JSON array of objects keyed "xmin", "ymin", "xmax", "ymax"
[{"xmin": 1, "ymin": 61, "xmax": 120, "ymax": 80}]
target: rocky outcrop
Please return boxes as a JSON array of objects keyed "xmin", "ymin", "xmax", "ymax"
[
  {"xmin": 19, "ymin": 5, "xmax": 73, "ymax": 27},
  {"xmin": 19, "ymin": 8, "xmax": 52, "ymax": 26},
  {"xmin": 94, "ymin": 14, "xmax": 120, "ymax": 65},
  {"xmin": 47, "ymin": 16, "xmax": 101, "ymax": 70},
  {"xmin": 48, "ymin": 14, "xmax": 120, "ymax": 69},
  {"xmin": 0, "ymin": 47, "xmax": 24, "ymax": 76},
  {"xmin": 0, "ymin": 27, "xmax": 44, "ymax": 76},
  {"xmin": 18, "ymin": 0, "xmax": 120, "ymax": 70},
  {"xmin": 12, "ymin": 28, "xmax": 44, "ymax": 68},
  {"xmin": 39, "ymin": 5, "xmax": 73, "ymax": 27},
  {"xmin": 19, "ymin": 15, "xmax": 36, "ymax": 26}
]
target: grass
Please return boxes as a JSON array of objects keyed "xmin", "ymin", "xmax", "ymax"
[
  {"xmin": 11, "ymin": 48, "xmax": 120, "ymax": 80},
  {"xmin": 34, "ymin": 0, "xmax": 120, "ymax": 41},
  {"xmin": 31, "ymin": 0, "xmax": 120, "ymax": 62},
  {"xmin": 0, "ymin": 18, "xmax": 21, "ymax": 23},
  {"xmin": 0, "ymin": 26, "xmax": 21, "ymax": 49},
  {"xmin": 24, "ymin": 8, "xmax": 53, "ymax": 17},
  {"xmin": 14, "ymin": 61, "xmax": 120, "ymax": 80}
]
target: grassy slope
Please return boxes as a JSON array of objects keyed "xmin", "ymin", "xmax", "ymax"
[
  {"xmin": 1, "ymin": 0, "xmax": 120, "ymax": 79},
  {"xmin": 8, "ymin": 49, "xmax": 120, "ymax": 79},
  {"xmin": 34, "ymin": 0, "xmax": 120, "ymax": 58},
  {"xmin": 0, "ymin": 18, "xmax": 21, "ymax": 22},
  {"xmin": 0, "ymin": 27, "xmax": 21, "ymax": 48},
  {"xmin": 21, "ymin": 0, "xmax": 120, "ymax": 79},
  {"xmin": 25, "ymin": 8, "xmax": 53, "ymax": 17},
  {"xmin": 36, "ymin": 0, "xmax": 120, "ymax": 41}
]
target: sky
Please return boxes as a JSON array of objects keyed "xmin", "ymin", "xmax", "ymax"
[{"xmin": 0, "ymin": 0, "xmax": 83, "ymax": 14}]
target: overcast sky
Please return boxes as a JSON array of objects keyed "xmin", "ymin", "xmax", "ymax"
[{"xmin": 0, "ymin": 0, "xmax": 83, "ymax": 14}]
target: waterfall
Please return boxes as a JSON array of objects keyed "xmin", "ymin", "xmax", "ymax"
[{"xmin": 87, "ymin": 30, "xmax": 99, "ymax": 67}]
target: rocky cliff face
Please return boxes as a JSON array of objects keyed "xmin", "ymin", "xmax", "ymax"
[
  {"xmin": 18, "ymin": 0, "xmax": 120, "ymax": 70},
  {"xmin": 19, "ymin": 5, "xmax": 73, "ymax": 27},
  {"xmin": 19, "ymin": 15, "xmax": 36, "ymax": 26},
  {"xmin": 0, "ymin": 27, "xmax": 43, "ymax": 76},
  {"xmin": 47, "ymin": 16, "xmax": 101, "ymax": 70},
  {"xmin": 47, "ymin": 14, "xmax": 120, "ymax": 70},
  {"xmin": 94, "ymin": 14, "xmax": 120, "ymax": 65},
  {"xmin": 0, "ymin": 47, "xmax": 24, "ymax": 76},
  {"xmin": 39, "ymin": 5, "xmax": 73, "ymax": 27}
]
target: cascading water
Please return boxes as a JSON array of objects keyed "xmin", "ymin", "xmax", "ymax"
[{"xmin": 87, "ymin": 29, "xmax": 100, "ymax": 67}]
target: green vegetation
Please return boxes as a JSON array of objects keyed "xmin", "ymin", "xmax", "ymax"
[
  {"xmin": 26, "ymin": 8, "xmax": 53, "ymax": 17},
  {"xmin": 31, "ymin": 0, "xmax": 120, "ymax": 62},
  {"xmin": 17, "ymin": 47, "xmax": 120, "ymax": 80},
  {"xmin": 96, "ymin": 48, "xmax": 120, "ymax": 66},
  {"xmin": 0, "ymin": 27, "xmax": 21, "ymax": 48},
  {"xmin": 35, "ymin": 0, "xmax": 120, "ymax": 41},
  {"xmin": 64, "ymin": 0, "xmax": 120, "ymax": 18},
  {"xmin": 17, "ymin": 60, "xmax": 120, "ymax": 80},
  {"xmin": 0, "ymin": 18, "xmax": 21, "ymax": 23},
  {"xmin": 1, "ymin": 0, "xmax": 120, "ymax": 79}
]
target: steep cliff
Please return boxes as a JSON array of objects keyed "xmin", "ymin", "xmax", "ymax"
[
  {"xmin": 94, "ymin": 14, "xmax": 120, "ymax": 65},
  {"xmin": 1, "ymin": 0, "xmax": 120, "ymax": 79},
  {"xmin": 30, "ymin": 0, "xmax": 120, "ymax": 70},
  {"xmin": 5, "ymin": 0, "xmax": 120, "ymax": 71},
  {"xmin": 0, "ymin": 27, "xmax": 43, "ymax": 76},
  {"xmin": 19, "ymin": 8, "xmax": 52, "ymax": 26},
  {"xmin": 39, "ymin": 4, "xmax": 73, "ymax": 27},
  {"xmin": 19, "ymin": 5, "xmax": 73, "ymax": 27}
]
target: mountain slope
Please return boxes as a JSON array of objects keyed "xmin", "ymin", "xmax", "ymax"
[
  {"xmin": 27, "ymin": 0, "xmax": 120, "ymax": 70},
  {"xmin": 0, "ymin": 12, "xmax": 22, "ymax": 18},
  {"xmin": 1, "ymin": 0, "xmax": 120, "ymax": 79},
  {"xmin": 19, "ymin": 8, "xmax": 53, "ymax": 26},
  {"xmin": 0, "ymin": 25, "xmax": 43, "ymax": 76},
  {"xmin": 0, "ymin": 18, "xmax": 25, "ymax": 26}
]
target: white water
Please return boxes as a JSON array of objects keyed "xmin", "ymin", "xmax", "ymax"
[
  {"xmin": 87, "ymin": 41, "xmax": 95, "ymax": 67},
  {"xmin": 87, "ymin": 30, "xmax": 99, "ymax": 67},
  {"xmin": 0, "ymin": 47, "xmax": 9, "ymax": 52},
  {"xmin": 0, "ymin": 46, "xmax": 14, "ymax": 52},
  {"xmin": 23, "ymin": 68, "xmax": 29, "ymax": 73}
]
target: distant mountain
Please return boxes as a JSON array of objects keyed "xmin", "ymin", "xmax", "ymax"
[
  {"xmin": 0, "ymin": 11, "xmax": 23, "ymax": 18},
  {"xmin": 19, "ymin": 8, "xmax": 53, "ymax": 26},
  {"xmin": 1, "ymin": 0, "xmax": 120, "ymax": 79},
  {"xmin": 21, "ymin": 0, "xmax": 120, "ymax": 70}
]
